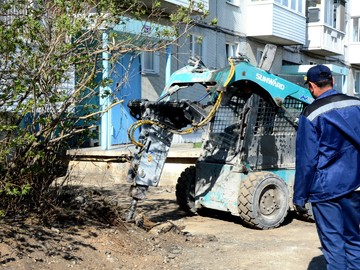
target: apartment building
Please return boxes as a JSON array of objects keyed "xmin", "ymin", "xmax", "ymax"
[
  {"xmin": 155, "ymin": 0, "xmax": 357, "ymax": 95},
  {"xmin": 91, "ymin": 0, "xmax": 358, "ymax": 148},
  {"xmin": 137, "ymin": 0, "xmax": 359, "ymax": 145},
  {"xmin": 7, "ymin": 1, "xmax": 357, "ymax": 148}
]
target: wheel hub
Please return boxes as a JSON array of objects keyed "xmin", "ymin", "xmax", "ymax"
[{"xmin": 260, "ymin": 188, "xmax": 279, "ymax": 215}]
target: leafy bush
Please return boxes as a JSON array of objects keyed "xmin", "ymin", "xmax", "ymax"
[{"xmin": 0, "ymin": 0, "xmax": 207, "ymax": 216}]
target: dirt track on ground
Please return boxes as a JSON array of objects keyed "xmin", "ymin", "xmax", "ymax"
[
  {"xmin": 0, "ymin": 184, "xmax": 325, "ymax": 270},
  {"xmin": 141, "ymin": 185, "xmax": 326, "ymax": 270}
]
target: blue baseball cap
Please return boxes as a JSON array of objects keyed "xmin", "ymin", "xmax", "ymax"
[{"xmin": 304, "ymin": 64, "xmax": 332, "ymax": 84}]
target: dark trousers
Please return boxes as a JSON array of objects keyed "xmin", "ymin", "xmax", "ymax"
[{"xmin": 312, "ymin": 191, "xmax": 360, "ymax": 270}]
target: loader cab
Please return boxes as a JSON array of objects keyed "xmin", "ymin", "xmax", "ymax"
[{"xmin": 200, "ymin": 79, "xmax": 306, "ymax": 171}]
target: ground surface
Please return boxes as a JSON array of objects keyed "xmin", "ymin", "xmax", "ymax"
[{"xmin": 0, "ymin": 184, "xmax": 326, "ymax": 270}]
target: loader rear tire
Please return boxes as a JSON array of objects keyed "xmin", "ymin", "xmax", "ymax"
[
  {"xmin": 176, "ymin": 166, "xmax": 197, "ymax": 215},
  {"xmin": 238, "ymin": 172, "xmax": 289, "ymax": 230}
]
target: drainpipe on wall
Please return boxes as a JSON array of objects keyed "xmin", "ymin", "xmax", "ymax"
[
  {"xmin": 100, "ymin": 32, "xmax": 111, "ymax": 150},
  {"xmin": 165, "ymin": 44, "xmax": 172, "ymax": 85}
]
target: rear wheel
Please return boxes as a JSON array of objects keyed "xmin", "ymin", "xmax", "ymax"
[
  {"xmin": 238, "ymin": 172, "xmax": 289, "ymax": 230},
  {"xmin": 175, "ymin": 166, "xmax": 197, "ymax": 215}
]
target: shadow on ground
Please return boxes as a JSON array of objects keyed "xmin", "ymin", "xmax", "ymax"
[
  {"xmin": 308, "ymin": 254, "xmax": 326, "ymax": 270},
  {"xmin": 0, "ymin": 216, "xmax": 102, "ymax": 266}
]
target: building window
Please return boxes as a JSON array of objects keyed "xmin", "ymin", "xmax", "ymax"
[
  {"xmin": 307, "ymin": 0, "xmax": 345, "ymax": 30},
  {"xmin": 226, "ymin": 43, "xmax": 239, "ymax": 59},
  {"xmin": 189, "ymin": 34, "xmax": 203, "ymax": 59},
  {"xmin": 324, "ymin": 0, "xmax": 335, "ymax": 27},
  {"xmin": 274, "ymin": 0, "xmax": 304, "ymax": 13},
  {"xmin": 141, "ymin": 51, "xmax": 160, "ymax": 74},
  {"xmin": 324, "ymin": 0, "xmax": 346, "ymax": 31},
  {"xmin": 308, "ymin": 7, "xmax": 320, "ymax": 23},
  {"xmin": 256, "ymin": 49, "xmax": 264, "ymax": 66},
  {"xmin": 353, "ymin": 17, "xmax": 360, "ymax": 43},
  {"xmin": 291, "ymin": 0, "xmax": 296, "ymax": 10},
  {"xmin": 355, "ymin": 71, "xmax": 360, "ymax": 95},
  {"xmin": 298, "ymin": 0, "xmax": 303, "ymax": 13},
  {"xmin": 336, "ymin": 0, "xmax": 346, "ymax": 32}
]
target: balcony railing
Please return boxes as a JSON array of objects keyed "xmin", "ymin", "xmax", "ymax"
[{"xmin": 304, "ymin": 24, "xmax": 344, "ymax": 56}]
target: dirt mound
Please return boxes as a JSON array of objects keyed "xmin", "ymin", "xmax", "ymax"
[
  {"xmin": 0, "ymin": 184, "xmax": 326, "ymax": 270},
  {"xmin": 0, "ymin": 185, "xmax": 208, "ymax": 270}
]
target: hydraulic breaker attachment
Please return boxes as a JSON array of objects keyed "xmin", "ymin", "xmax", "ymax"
[
  {"xmin": 126, "ymin": 99, "xmax": 209, "ymax": 220},
  {"xmin": 129, "ymin": 124, "xmax": 173, "ymax": 187},
  {"xmin": 126, "ymin": 185, "xmax": 148, "ymax": 221},
  {"xmin": 125, "ymin": 125, "xmax": 172, "ymax": 221},
  {"xmin": 126, "ymin": 199, "xmax": 138, "ymax": 221}
]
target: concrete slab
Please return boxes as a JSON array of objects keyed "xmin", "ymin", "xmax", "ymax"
[
  {"xmin": 66, "ymin": 143, "xmax": 202, "ymax": 187},
  {"xmin": 66, "ymin": 143, "xmax": 202, "ymax": 158}
]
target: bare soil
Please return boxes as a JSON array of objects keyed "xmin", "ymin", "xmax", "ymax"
[{"xmin": 0, "ymin": 184, "xmax": 326, "ymax": 270}]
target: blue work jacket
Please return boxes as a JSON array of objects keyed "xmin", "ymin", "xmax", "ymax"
[{"xmin": 293, "ymin": 89, "xmax": 360, "ymax": 206}]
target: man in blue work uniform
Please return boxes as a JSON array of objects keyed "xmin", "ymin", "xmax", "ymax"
[{"xmin": 293, "ymin": 64, "xmax": 360, "ymax": 270}]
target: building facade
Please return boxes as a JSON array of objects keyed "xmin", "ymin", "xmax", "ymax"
[
  {"xmin": 101, "ymin": 0, "xmax": 360, "ymax": 148},
  {"xmin": 143, "ymin": 0, "xmax": 360, "ymax": 101}
]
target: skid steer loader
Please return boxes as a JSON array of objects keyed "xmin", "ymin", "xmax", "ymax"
[{"xmin": 126, "ymin": 45, "xmax": 314, "ymax": 229}]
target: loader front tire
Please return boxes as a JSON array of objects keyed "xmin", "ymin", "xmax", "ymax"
[
  {"xmin": 238, "ymin": 172, "xmax": 289, "ymax": 230},
  {"xmin": 176, "ymin": 166, "xmax": 197, "ymax": 215}
]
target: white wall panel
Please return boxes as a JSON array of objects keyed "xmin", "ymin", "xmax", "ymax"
[
  {"xmin": 272, "ymin": 5, "xmax": 306, "ymax": 44},
  {"xmin": 247, "ymin": 3, "xmax": 306, "ymax": 45}
]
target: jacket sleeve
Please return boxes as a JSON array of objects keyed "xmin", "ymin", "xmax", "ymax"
[{"xmin": 293, "ymin": 115, "xmax": 319, "ymax": 206}]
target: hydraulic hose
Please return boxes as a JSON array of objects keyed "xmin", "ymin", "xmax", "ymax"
[{"xmin": 128, "ymin": 58, "xmax": 235, "ymax": 147}]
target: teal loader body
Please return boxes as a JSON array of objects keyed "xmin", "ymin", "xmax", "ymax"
[{"xmin": 127, "ymin": 47, "xmax": 314, "ymax": 229}]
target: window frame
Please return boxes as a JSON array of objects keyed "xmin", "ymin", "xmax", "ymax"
[
  {"xmin": 354, "ymin": 71, "xmax": 360, "ymax": 95},
  {"xmin": 274, "ymin": 0, "xmax": 304, "ymax": 13},
  {"xmin": 141, "ymin": 51, "xmax": 160, "ymax": 75},
  {"xmin": 256, "ymin": 48, "xmax": 264, "ymax": 66},
  {"xmin": 324, "ymin": 0, "xmax": 346, "ymax": 31},
  {"xmin": 189, "ymin": 34, "xmax": 203, "ymax": 59},
  {"xmin": 352, "ymin": 17, "xmax": 360, "ymax": 43},
  {"xmin": 226, "ymin": 42, "xmax": 240, "ymax": 59},
  {"xmin": 324, "ymin": 0, "xmax": 334, "ymax": 27}
]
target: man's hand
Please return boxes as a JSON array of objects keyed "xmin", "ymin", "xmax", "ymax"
[{"xmin": 295, "ymin": 204, "xmax": 308, "ymax": 215}]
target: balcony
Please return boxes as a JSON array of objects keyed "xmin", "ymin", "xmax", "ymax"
[
  {"xmin": 112, "ymin": 0, "xmax": 209, "ymax": 39},
  {"xmin": 142, "ymin": 0, "xmax": 209, "ymax": 14},
  {"xmin": 246, "ymin": 2, "xmax": 306, "ymax": 45},
  {"xmin": 303, "ymin": 24, "xmax": 345, "ymax": 56}
]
